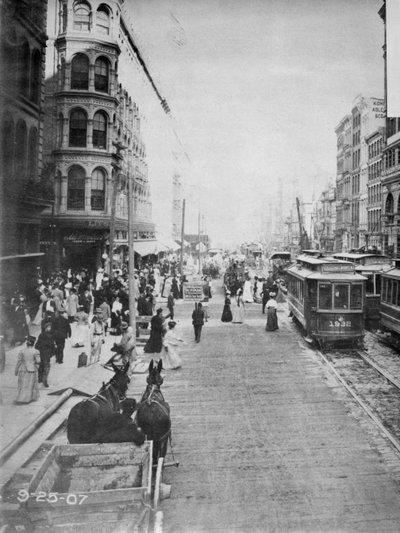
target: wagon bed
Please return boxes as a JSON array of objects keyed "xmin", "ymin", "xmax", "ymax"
[{"xmin": 1, "ymin": 441, "xmax": 154, "ymax": 533}]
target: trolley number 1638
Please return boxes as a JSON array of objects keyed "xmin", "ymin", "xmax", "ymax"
[{"xmin": 17, "ymin": 490, "xmax": 88, "ymax": 505}]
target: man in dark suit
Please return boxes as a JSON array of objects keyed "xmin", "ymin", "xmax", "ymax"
[
  {"xmin": 53, "ymin": 310, "xmax": 71, "ymax": 364},
  {"xmin": 192, "ymin": 302, "xmax": 205, "ymax": 343}
]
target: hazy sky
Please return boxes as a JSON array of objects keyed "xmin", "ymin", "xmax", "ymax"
[{"xmin": 126, "ymin": 0, "xmax": 384, "ymax": 246}]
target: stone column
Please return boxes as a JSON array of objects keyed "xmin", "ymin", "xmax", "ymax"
[
  {"xmin": 87, "ymin": 118, "xmax": 93, "ymax": 149},
  {"xmin": 85, "ymin": 174, "xmax": 91, "ymax": 213},
  {"xmin": 60, "ymin": 175, "xmax": 68, "ymax": 213}
]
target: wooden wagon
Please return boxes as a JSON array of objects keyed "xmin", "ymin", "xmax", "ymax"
[{"xmin": 1, "ymin": 440, "xmax": 158, "ymax": 533}]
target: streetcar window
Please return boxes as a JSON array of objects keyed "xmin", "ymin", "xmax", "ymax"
[
  {"xmin": 397, "ymin": 282, "xmax": 400, "ymax": 306},
  {"xmin": 334, "ymin": 284, "xmax": 349, "ymax": 309},
  {"xmin": 350, "ymin": 284, "xmax": 363, "ymax": 309},
  {"xmin": 382, "ymin": 278, "xmax": 388, "ymax": 302},
  {"xmin": 376, "ymin": 274, "xmax": 381, "ymax": 295},
  {"xmin": 319, "ymin": 283, "xmax": 332, "ymax": 309},
  {"xmin": 392, "ymin": 281, "xmax": 398, "ymax": 305},
  {"xmin": 365, "ymin": 275, "xmax": 374, "ymax": 294},
  {"xmin": 388, "ymin": 279, "xmax": 393, "ymax": 304}
]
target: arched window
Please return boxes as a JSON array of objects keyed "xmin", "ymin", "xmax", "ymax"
[
  {"xmin": 67, "ymin": 165, "xmax": 85, "ymax": 209},
  {"xmin": 91, "ymin": 168, "xmax": 105, "ymax": 210},
  {"xmin": 19, "ymin": 41, "xmax": 30, "ymax": 97},
  {"xmin": 386, "ymin": 193, "xmax": 394, "ymax": 214},
  {"xmin": 93, "ymin": 111, "xmax": 107, "ymax": 148},
  {"xmin": 96, "ymin": 4, "xmax": 111, "ymax": 34},
  {"xmin": 73, "ymin": 0, "xmax": 91, "ymax": 31},
  {"xmin": 60, "ymin": 0, "xmax": 68, "ymax": 32},
  {"xmin": 2, "ymin": 115, "xmax": 14, "ymax": 176},
  {"xmin": 69, "ymin": 108, "xmax": 87, "ymax": 147},
  {"xmin": 30, "ymin": 49, "xmax": 41, "ymax": 104},
  {"xmin": 94, "ymin": 57, "xmax": 109, "ymax": 92},
  {"xmin": 15, "ymin": 120, "xmax": 27, "ymax": 178},
  {"xmin": 28, "ymin": 127, "xmax": 38, "ymax": 179},
  {"xmin": 71, "ymin": 54, "xmax": 89, "ymax": 89}
]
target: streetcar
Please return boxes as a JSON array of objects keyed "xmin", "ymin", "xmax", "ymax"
[
  {"xmin": 380, "ymin": 259, "xmax": 400, "ymax": 348},
  {"xmin": 269, "ymin": 251, "xmax": 292, "ymax": 282},
  {"xmin": 287, "ymin": 254, "xmax": 367, "ymax": 348},
  {"xmin": 332, "ymin": 253, "xmax": 392, "ymax": 329}
]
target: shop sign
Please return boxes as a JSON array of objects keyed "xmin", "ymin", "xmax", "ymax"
[{"xmin": 183, "ymin": 282, "xmax": 204, "ymax": 301}]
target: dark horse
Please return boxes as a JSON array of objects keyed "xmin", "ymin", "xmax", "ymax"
[
  {"xmin": 136, "ymin": 359, "xmax": 171, "ymax": 461},
  {"xmin": 67, "ymin": 362, "xmax": 145, "ymax": 445}
]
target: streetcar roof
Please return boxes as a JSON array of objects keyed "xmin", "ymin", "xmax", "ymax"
[
  {"xmin": 333, "ymin": 253, "xmax": 391, "ymax": 264},
  {"xmin": 383, "ymin": 267, "xmax": 400, "ymax": 279},
  {"xmin": 269, "ymin": 252, "xmax": 291, "ymax": 260},
  {"xmin": 354, "ymin": 263, "xmax": 393, "ymax": 273},
  {"xmin": 289, "ymin": 264, "xmax": 366, "ymax": 280},
  {"xmin": 307, "ymin": 272, "xmax": 367, "ymax": 281}
]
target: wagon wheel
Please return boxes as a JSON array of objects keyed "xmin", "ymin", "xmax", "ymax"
[{"xmin": 153, "ymin": 457, "xmax": 164, "ymax": 508}]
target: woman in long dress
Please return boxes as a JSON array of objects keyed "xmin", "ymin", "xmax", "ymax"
[
  {"xmin": 265, "ymin": 293, "xmax": 279, "ymax": 331},
  {"xmin": 162, "ymin": 321, "xmax": 184, "ymax": 369},
  {"xmin": 15, "ymin": 335, "xmax": 40, "ymax": 403},
  {"xmin": 233, "ymin": 289, "xmax": 245, "ymax": 324},
  {"xmin": 221, "ymin": 292, "xmax": 233, "ymax": 322},
  {"xmin": 243, "ymin": 279, "xmax": 254, "ymax": 303}
]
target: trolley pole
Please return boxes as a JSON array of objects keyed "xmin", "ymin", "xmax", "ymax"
[
  {"xmin": 128, "ymin": 166, "xmax": 136, "ymax": 336},
  {"xmin": 180, "ymin": 199, "xmax": 186, "ymax": 277}
]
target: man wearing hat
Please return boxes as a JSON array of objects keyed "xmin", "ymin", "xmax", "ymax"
[
  {"xmin": 112, "ymin": 321, "xmax": 137, "ymax": 370},
  {"xmin": 53, "ymin": 309, "xmax": 71, "ymax": 364},
  {"xmin": 14, "ymin": 335, "xmax": 40, "ymax": 403},
  {"xmin": 89, "ymin": 308, "xmax": 105, "ymax": 364}
]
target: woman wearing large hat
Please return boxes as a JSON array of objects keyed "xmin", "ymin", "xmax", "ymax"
[
  {"xmin": 14, "ymin": 336, "xmax": 40, "ymax": 403},
  {"xmin": 162, "ymin": 321, "xmax": 184, "ymax": 369}
]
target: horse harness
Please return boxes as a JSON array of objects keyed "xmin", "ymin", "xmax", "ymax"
[{"xmin": 137, "ymin": 385, "xmax": 171, "ymax": 443}]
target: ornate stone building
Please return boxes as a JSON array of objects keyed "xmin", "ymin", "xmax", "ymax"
[
  {"xmin": 0, "ymin": 0, "xmax": 51, "ymax": 291},
  {"xmin": 379, "ymin": 1, "xmax": 400, "ymax": 257},
  {"xmin": 335, "ymin": 96, "xmax": 384, "ymax": 252},
  {"xmin": 42, "ymin": 0, "xmax": 155, "ymax": 270}
]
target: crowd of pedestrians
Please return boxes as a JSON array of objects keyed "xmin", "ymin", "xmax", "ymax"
[
  {"xmin": 1, "ymin": 258, "xmax": 192, "ymax": 403},
  {"xmin": 222, "ymin": 260, "xmax": 287, "ymax": 331}
]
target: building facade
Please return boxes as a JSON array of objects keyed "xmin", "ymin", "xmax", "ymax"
[
  {"xmin": 366, "ymin": 128, "xmax": 384, "ymax": 250},
  {"xmin": 316, "ymin": 185, "xmax": 336, "ymax": 252},
  {"xmin": 335, "ymin": 114, "xmax": 352, "ymax": 251},
  {"xmin": 42, "ymin": 0, "xmax": 155, "ymax": 271},
  {"xmin": 0, "ymin": 0, "xmax": 51, "ymax": 293},
  {"xmin": 335, "ymin": 96, "xmax": 384, "ymax": 252},
  {"xmin": 379, "ymin": 1, "xmax": 400, "ymax": 257}
]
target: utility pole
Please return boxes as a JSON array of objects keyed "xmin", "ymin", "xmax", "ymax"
[
  {"xmin": 198, "ymin": 211, "xmax": 201, "ymax": 275},
  {"xmin": 180, "ymin": 198, "xmax": 185, "ymax": 277},
  {"xmin": 109, "ymin": 142, "xmax": 125, "ymax": 276}
]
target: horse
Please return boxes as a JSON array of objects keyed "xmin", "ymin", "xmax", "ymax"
[
  {"xmin": 136, "ymin": 359, "xmax": 171, "ymax": 462},
  {"xmin": 67, "ymin": 361, "xmax": 144, "ymax": 445}
]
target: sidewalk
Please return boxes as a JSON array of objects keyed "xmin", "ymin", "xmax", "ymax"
[{"xmin": 0, "ymin": 290, "xmax": 209, "ymax": 458}]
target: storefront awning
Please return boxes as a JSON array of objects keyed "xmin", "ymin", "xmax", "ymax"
[
  {"xmin": 0, "ymin": 253, "xmax": 45, "ymax": 261},
  {"xmin": 161, "ymin": 240, "xmax": 181, "ymax": 251},
  {"xmin": 134, "ymin": 240, "xmax": 168, "ymax": 256}
]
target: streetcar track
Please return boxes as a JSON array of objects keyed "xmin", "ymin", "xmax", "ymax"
[{"xmin": 313, "ymin": 344, "xmax": 400, "ymax": 454}]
